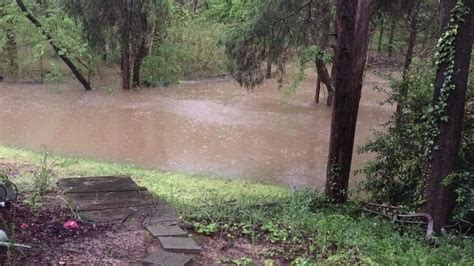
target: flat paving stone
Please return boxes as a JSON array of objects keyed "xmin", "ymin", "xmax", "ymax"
[
  {"xmin": 158, "ymin": 237, "xmax": 201, "ymax": 254},
  {"xmin": 146, "ymin": 224, "xmax": 188, "ymax": 237},
  {"xmin": 142, "ymin": 250, "xmax": 193, "ymax": 266},
  {"xmin": 144, "ymin": 206, "xmax": 179, "ymax": 226}
]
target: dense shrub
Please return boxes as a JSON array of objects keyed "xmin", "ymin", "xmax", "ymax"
[{"xmin": 359, "ymin": 64, "xmax": 473, "ymax": 223}]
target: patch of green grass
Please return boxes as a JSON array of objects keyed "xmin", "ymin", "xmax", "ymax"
[
  {"xmin": 0, "ymin": 145, "xmax": 283, "ymax": 206},
  {"xmin": 0, "ymin": 145, "xmax": 473, "ymax": 264}
]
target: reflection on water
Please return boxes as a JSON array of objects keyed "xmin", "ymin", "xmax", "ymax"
[{"xmin": 0, "ymin": 73, "xmax": 393, "ymax": 189}]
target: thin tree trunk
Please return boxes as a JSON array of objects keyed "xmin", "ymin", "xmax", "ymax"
[
  {"xmin": 133, "ymin": 39, "xmax": 148, "ymax": 87},
  {"xmin": 5, "ymin": 29, "xmax": 18, "ymax": 80},
  {"xmin": 121, "ymin": 48, "xmax": 131, "ymax": 90},
  {"xmin": 15, "ymin": 0, "xmax": 92, "ymax": 91},
  {"xmin": 396, "ymin": 8, "xmax": 419, "ymax": 120},
  {"xmin": 403, "ymin": 10, "xmax": 418, "ymax": 78},
  {"xmin": 315, "ymin": 76, "xmax": 321, "ymax": 104},
  {"xmin": 377, "ymin": 21, "xmax": 384, "ymax": 53},
  {"xmin": 325, "ymin": 0, "xmax": 373, "ymax": 203},
  {"xmin": 388, "ymin": 16, "xmax": 396, "ymax": 57},
  {"xmin": 315, "ymin": 58, "xmax": 334, "ymax": 106},
  {"xmin": 266, "ymin": 60, "xmax": 272, "ymax": 79},
  {"xmin": 425, "ymin": 0, "xmax": 473, "ymax": 232},
  {"xmin": 120, "ymin": 0, "xmax": 132, "ymax": 90}
]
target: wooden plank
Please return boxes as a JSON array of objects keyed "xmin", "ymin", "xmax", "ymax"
[
  {"xmin": 81, "ymin": 206, "xmax": 158, "ymax": 222},
  {"xmin": 74, "ymin": 198, "xmax": 156, "ymax": 211},
  {"xmin": 57, "ymin": 176, "xmax": 141, "ymax": 193},
  {"xmin": 67, "ymin": 190, "xmax": 156, "ymax": 211},
  {"xmin": 80, "ymin": 207, "xmax": 134, "ymax": 222},
  {"xmin": 67, "ymin": 190, "xmax": 154, "ymax": 202}
]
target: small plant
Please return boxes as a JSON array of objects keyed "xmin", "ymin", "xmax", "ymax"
[
  {"xmin": 218, "ymin": 257, "xmax": 254, "ymax": 266},
  {"xmin": 44, "ymin": 62, "xmax": 64, "ymax": 83},
  {"xmin": 30, "ymin": 148, "xmax": 56, "ymax": 207},
  {"xmin": 194, "ymin": 222, "xmax": 219, "ymax": 235}
]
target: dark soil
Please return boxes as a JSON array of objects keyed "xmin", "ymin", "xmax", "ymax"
[{"xmin": 0, "ymin": 194, "xmax": 159, "ymax": 264}]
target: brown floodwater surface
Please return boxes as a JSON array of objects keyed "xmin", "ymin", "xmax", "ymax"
[{"xmin": 0, "ymin": 73, "xmax": 393, "ymax": 189}]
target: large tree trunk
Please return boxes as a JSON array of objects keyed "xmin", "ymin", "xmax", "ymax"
[
  {"xmin": 425, "ymin": 0, "xmax": 473, "ymax": 232},
  {"xmin": 325, "ymin": 0, "xmax": 373, "ymax": 203},
  {"xmin": 15, "ymin": 0, "xmax": 92, "ymax": 91}
]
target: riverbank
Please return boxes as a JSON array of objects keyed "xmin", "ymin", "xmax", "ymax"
[{"xmin": 0, "ymin": 145, "xmax": 473, "ymax": 264}]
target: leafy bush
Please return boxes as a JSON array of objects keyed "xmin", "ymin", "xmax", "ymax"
[{"xmin": 359, "ymin": 64, "xmax": 473, "ymax": 222}]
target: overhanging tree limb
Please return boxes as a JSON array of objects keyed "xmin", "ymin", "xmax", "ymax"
[{"xmin": 15, "ymin": 0, "xmax": 92, "ymax": 91}]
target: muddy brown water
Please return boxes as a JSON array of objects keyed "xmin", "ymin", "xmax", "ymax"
[{"xmin": 0, "ymin": 73, "xmax": 393, "ymax": 189}]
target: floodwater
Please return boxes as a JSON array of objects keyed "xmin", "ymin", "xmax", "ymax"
[{"xmin": 0, "ymin": 73, "xmax": 393, "ymax": 189}]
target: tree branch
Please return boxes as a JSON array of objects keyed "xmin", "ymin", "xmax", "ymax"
[{"xmin": 15, "ymin": 0, "xmax": 92, "ymax": 91}]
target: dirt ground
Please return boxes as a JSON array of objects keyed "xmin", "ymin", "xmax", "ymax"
[{"xmin": 0, "ymin": 161, "xmax": 286, "ymax": 265}]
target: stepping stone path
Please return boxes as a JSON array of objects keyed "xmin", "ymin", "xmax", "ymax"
[{"xmin": 57, "ymin": 176, "xmax": 201, "ymax": 265}]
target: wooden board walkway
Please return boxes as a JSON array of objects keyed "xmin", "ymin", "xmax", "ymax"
[
  {"xmin": 58, "ymin": 176, "xmax": 157, "ymax": 222},
  {"xmin": 57, "ymin": 176, "xmax": 200, "ymax": 265}
]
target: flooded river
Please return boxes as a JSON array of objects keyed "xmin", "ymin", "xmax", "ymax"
[{"xmin": 0, "ymin": 73, "xmax": 393, "ymax": 189}]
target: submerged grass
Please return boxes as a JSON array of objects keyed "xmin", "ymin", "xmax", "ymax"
[{"xmin": 0, "ymin": 145, "xmax": 473, "ymax": 264}]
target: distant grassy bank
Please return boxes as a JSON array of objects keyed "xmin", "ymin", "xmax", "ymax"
[{"xmin": 1, "ymin": 145, "xmax": 473, "ymax": 264}]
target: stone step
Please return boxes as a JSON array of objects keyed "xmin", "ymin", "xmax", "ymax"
[
  {"xmin": 142, "ymin": 249, "xmax": 194, "ymax": 266},
  {"xmin": 158, "ymin": 237, "xmax": 201, "ymax": 254},
  {"xmin": 146, "ymin": 224, "xmax": 188, "ymax": 237}
]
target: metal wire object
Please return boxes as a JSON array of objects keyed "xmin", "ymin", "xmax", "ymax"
[{"xmin": 0, "ymin": 181, "xmax": 17, "ymax": 207}]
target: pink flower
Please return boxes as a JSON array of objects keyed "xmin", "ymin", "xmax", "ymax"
[
  {"xmin": 20, "ymin": 223, "xmax": 29, "ymax": 229},
  {"xmin": 63, "ymin": 220, "xmax": 79, "ymax": 230}
]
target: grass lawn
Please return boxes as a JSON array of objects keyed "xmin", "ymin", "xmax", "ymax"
[{"xmin": 1, "ymin": 145, "xmax": 473, "ymax": 265}]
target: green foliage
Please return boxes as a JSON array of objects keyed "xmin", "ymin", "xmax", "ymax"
[
  {"xmin": 44, "ymin": 62, "xmax": 64, "ymax": 83},
  {"xmin": 1, "ymin": 145, "xmax": 473, "ymax": 264},
  {"xmin": 360, "ymin": 61, "xmax": 473, "ymax": 221},
  {"xmin": 194, "ymin": 222, "xmax": 219, "ymax": 235},
  {"xmin": 358, "ymin": 66, "xmax": 433, "ymax": 208},
  {"xmin": 359, "ymin": 1, "xmax": 473, "ymax": 224},
  {"xmin": 29, "ymin": 149, "xmax": 55, "ymax": 207},
  {"xmin": 141, "ymin": 4, "xmax": 226, "ymax": 82},
  {"xmin": 0, "ymin": 0, "xmax": 97, "ymax": 82},
  {"xmin": 218, "ymin": 256, "xmax": 254, "ymax": 266},
  {"xmin": 223, "ymin": 0, "xmax": 334, "ymax": 89}
]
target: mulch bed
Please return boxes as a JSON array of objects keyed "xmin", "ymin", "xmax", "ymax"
[{"xmin": 0, "ymin": 193, "xmax": 158, "ymax": 264}]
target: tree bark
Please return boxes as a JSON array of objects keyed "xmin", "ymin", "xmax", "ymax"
[
  {"xmin": 402, "ymin": 7, "xmax": 418, "ymax": 78},
  {"xmin": 315, "ymin": 57, "xmax": 334, "ymax": 106},
  {"xmin": 377, "ymin": 21, "xmax": 384, "ymax": 53},
  {"xmin": 120, "ymin": 0, "xmax": 132, "ymax": 90},
  {"xmin": 5, "ymin": 28, "xmax": 18, "ymax": 80},
  {"xmin": 133, "ymin": 39, "xmax": 148, "ymax": 87},
  {"xmin": 315, "ymin": 76, "xmax": 321, "ymax": 104},
  {"xmin": 425, "ymin": 0, "xmax": 473, "ymax": 232},
  {"xmin": 121, "ymin": 48, "xmax": 131, "ymax": 90},
  {"xmin": 15, "ymin": 0, "xmax": 92, "ymax": 91},
  {"xmin": 266, "ymin": 61, "xmax": 272, "ymax": 79},
  {"xmin": 325, "ymin": 0, "xmax": 373, "ymax": 203},
  {"xmin": 388, "ymin": 16, "xmax": 396, "ymax": 57}
]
